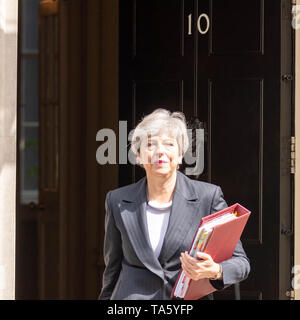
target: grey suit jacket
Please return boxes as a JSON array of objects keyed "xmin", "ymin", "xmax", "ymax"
[{"xmin": 99, "ymin": 171, "xmax": 250, "ymax": 300}]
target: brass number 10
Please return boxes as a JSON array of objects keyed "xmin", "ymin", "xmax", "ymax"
[{"xmin": 188, "ymin": 13, "xmax": 210, "ymax": 35}]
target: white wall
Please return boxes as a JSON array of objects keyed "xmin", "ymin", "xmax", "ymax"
[{"xmin": 0, "ymin": 0, "xmax": 18, "ymax": 300}]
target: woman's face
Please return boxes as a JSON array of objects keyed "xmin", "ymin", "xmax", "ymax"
[{"xmin": 138, "ymin": 133, "xmax": 181, "ymax": 178}]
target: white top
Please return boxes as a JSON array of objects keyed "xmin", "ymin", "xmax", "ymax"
[{"xmin": 146, "ymin": 200, "xmax": 172, "ymax": 258}]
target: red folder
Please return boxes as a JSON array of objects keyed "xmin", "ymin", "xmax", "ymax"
[{"xmin": 171, "ymin": 203, "xmax": 251, "ymax": 300}]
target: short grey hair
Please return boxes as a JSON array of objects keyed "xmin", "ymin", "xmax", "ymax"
[{"xmin": 130, "ymin": 108, "xmax": 189, "ymax": 159}]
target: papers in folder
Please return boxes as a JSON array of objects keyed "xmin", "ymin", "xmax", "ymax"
[{"xmin": 173, "ymin": 211, "xmax": 238, "ymax": 298}]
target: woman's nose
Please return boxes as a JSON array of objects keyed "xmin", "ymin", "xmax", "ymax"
[{"xmin": 155, "ymin": 143, "xmax": 165, "ymax": 154}]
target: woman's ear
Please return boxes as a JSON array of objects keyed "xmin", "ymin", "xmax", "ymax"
[
  {"xmin": 136, "ymin": 151, "xmax": 140, "ymax": 163},
  {"xmin": 136, "ymin": 152, "xmax": 143, "ymax": 167}
]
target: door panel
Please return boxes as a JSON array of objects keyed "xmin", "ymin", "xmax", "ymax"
[
  {"xmin": 209, "ymin": 79, "xmax": 262, "ymax": 243},
  {"xmin": 135, "ymin": 0, "xmax": 182, "ymax": 57},
  {"xmin": 119, "ymin": 0, "xmax": 195, "ymax": 185},
  {"xmin": 209, "ymin": 0, "xmax": 263, "ymax": 54},
  {"xmin": 134, "ymin": 81, "xmax": 183, "ymax": 116}
]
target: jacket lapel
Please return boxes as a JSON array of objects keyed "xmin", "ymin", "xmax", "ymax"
[
  {"xmin": 120, "ymin": 178, "xmax": 165, "ymax": 281},
  {"xmin": 158, "ymin": 171, "xmax": 200, "ymax": 263}
]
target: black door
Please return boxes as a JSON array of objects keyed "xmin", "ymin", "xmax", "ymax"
[{"xmin": 119, "ymin": 0, "xmax": 294, "ymax": 299}]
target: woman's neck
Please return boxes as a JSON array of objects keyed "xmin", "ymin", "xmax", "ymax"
[{"xmin": 146, "ymin": 171, "xmax": 177, "ymax": 203}]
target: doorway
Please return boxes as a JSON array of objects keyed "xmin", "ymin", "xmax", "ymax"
[{"xmin": 119, "ymin": 0, "xmax": 294, "ymax": 299}]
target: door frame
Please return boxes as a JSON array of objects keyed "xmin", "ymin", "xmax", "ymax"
[{"xmin": 294, "ymin": 0, "xmax": 300, "ymax": 301}]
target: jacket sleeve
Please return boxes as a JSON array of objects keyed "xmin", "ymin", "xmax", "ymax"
[
  {"xmin": 208, "ymin": 186, "xmax": 251, "ymax": 290},
  {"xmin": 98, "ymin": 191, "xmax": 123, "ymax": 300}
]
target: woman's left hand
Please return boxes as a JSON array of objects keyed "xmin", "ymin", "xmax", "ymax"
[{"xmin": 180, "ymin": 251, "xmax": 221, "ymax": 281}]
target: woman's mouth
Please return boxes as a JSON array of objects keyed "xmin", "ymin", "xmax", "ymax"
[{"xmin": 154, "ymin": 160, "xmax": 168, "ymax": 164}]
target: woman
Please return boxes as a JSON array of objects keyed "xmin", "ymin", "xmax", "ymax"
[{"xmin": 99, "ymin": 108, "xmax": 250, "ymax": 300}]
